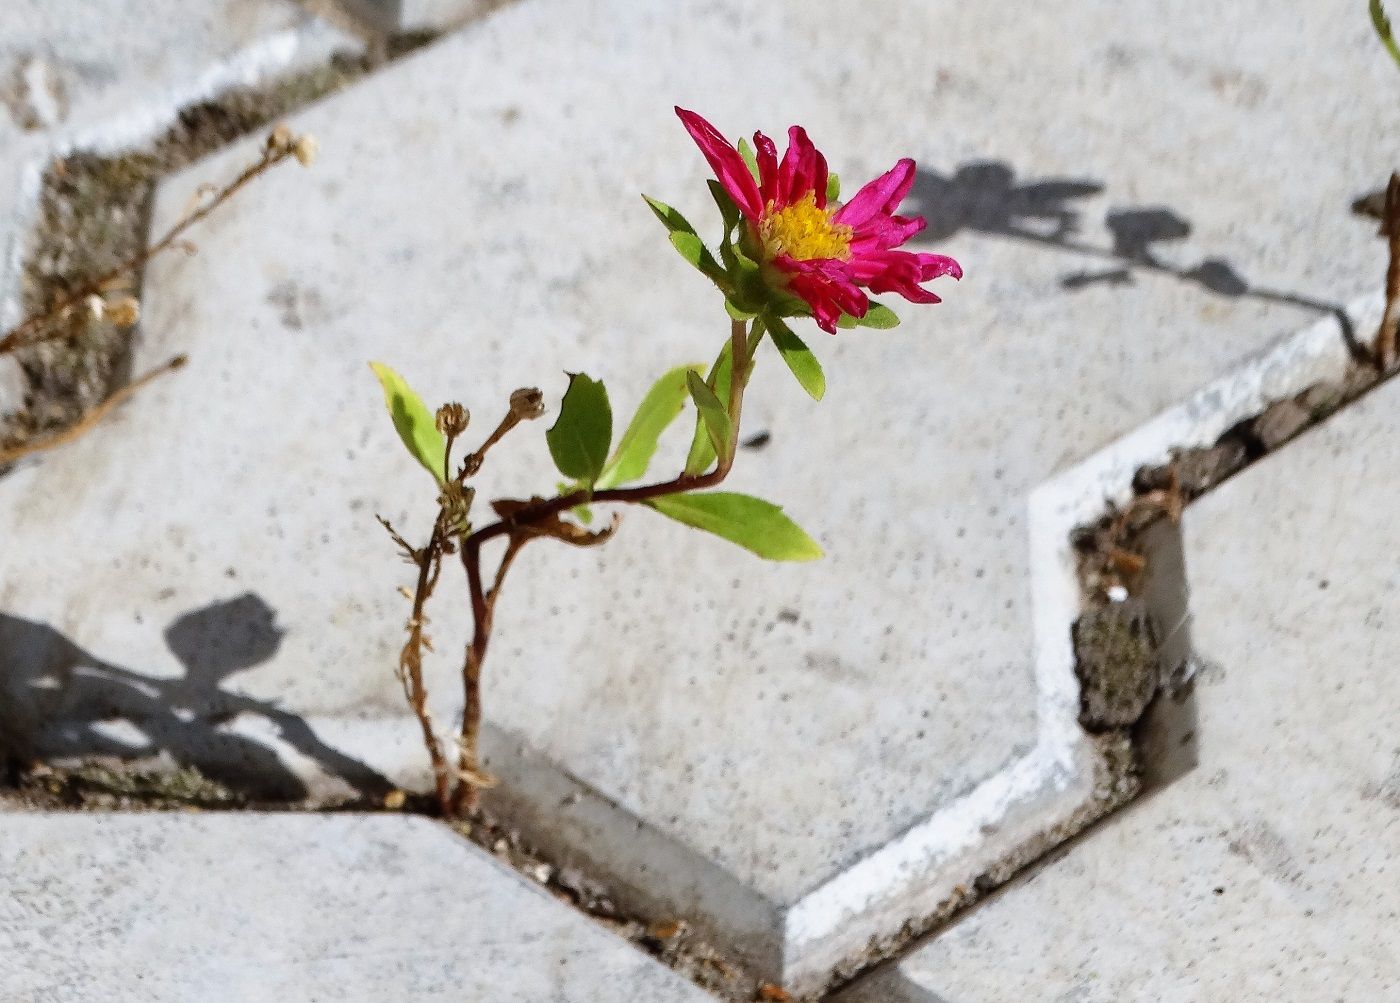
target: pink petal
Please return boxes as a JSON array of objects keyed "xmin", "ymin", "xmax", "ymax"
[
  {"xmin": 675, "ymin": 107, "xmax": 762, "ymax": 220},
  {"xmin": 777, "ymin": 255, "xmax": 869, "ymax": 331},
  {"xmin": 776, "ymin": 126, "xmax": 824, "ymax": 207},
  {"xmin": 833, "ymin": 158, "xmax": 917, "ymax": 229},
  {"xmin": 914, "ymin": 252, "xmax": 963, "ymax": 281},
  {"xmin": 753, "ymin": 131, "xmax": 780, "ymax": 207},
  {"xmin": 849, "ymin": 213, "xmax": 927, "ymax": 254},
  {"xmin": 848, "ymin": 248, "xmax": 960, "ymax": 304}
]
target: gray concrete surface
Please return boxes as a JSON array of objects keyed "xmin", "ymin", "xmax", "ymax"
[
  {"xmin": 0, "ymin": 0, "xmax": 1395, "ymax": 991},
  {"xmin": 0, "ymin": 0, "xmax": 357, "ymax": 412},
  {"xmin": 841, "ymin": 374, "xmax": 1400, "ymax": 1002},
  {"xmin": 0, "ymin": 813, "xmax": 713, "ymax": 1002}
]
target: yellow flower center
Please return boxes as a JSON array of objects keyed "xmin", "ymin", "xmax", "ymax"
[{"xmin": 757, "ymin": 192, "xmax": 853, "ymax": 262}]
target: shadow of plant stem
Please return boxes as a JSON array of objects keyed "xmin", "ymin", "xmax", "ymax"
[{"xmin": 382, "ymin": 319, "xmax": 759, "ymax": 818}]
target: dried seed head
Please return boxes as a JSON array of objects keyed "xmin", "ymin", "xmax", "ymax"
[
  {"xmin": 265, "ymin": 122, "xmax": 294, "ymax": 155},
  {"xmin": 293, "ymin": 134, "xmax": 318, "ymax": 168},
  {"xmin": 85, "ymin": 294, "xmax": 105, "ymax": 319},
  {"xmin": 435, "ymin": 402, "xmax": 470, "ymax": 437},
  {"xmin": 105, "ymin": 295, "xmax": 140, "ymax": 327},
  {"xmin": 510, "ymin": 387, "xmax": 545, "ymax": 420}
]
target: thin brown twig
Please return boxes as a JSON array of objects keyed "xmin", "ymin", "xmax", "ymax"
[
  {"xmin": 0, "ymin": 140, "xmax": 299, "ymax": 359},
  {"xmin": 0, "ymin": 354, "xmax": 187, "ymax": 466},
  {"xmin": 398, "ymin": 516, "xmax": 454, "ymax": 816},
  {"xmin": 1376, "ymin": 172, "xmax": 1400, "ymax": 372}
]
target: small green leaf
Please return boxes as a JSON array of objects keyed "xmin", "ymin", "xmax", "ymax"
[
  {"xmin": 837, "ymin": 300, "xmax": 901, "ymax": 330},
  {"xmin": 686, "ymin": 368, "xmax": 732, "ymax": 463},
  {"xmin": 1374, "ymin": 0, "xmax": 1400, "ymax": 69},
  {"xmin": 707, "ymin": 179, "xmax": 741, "ymax": 235},
  {"xmin": 547, "ymin": 373, "xmax": 612, "ymax": 484},
  {"xmin": 736, "ymin": 137, "xmax": 761, "ymax": 184},
  {"xmin": 596, "ymin": 364, "xmax": 702, "ymax": 490},
  {"xmin": 646, "ymin": 491, "xmax": 823, "ymax": 562},
  {"xmin": 826, "ymin": 172, "xmax": 840, "ymax": 203},
  {"xmin": 642, "ymin": 194, "xmax": 696, "ymax": 234},
  {"xmin": 369, "ymin": 362, "xmax": 447, "ymax": 485},
  {"xmin": 644, "ymin": 195, "xmax": 726, "ymax": 285},
  {"xmin": 724, "ymin": 298, "xmax": 758, "ymax": 321},
  {"xmin": 859, "ymin": 301, "xmax": 901, "ymax": 329},
  {"xmin": 683, "ymin": 342, "xmax": 733, "ymax": 475},
  {"xmin": 670, "ymin": 231, "xmax": 708, "ymax": 268},
  {"xmin": 767, "ymin": 316, "xmax": 826, "ymax": 401}
]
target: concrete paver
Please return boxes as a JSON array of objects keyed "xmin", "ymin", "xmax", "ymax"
[
  {"xmin": 1, "ymin": 0, "xmax": 1395, "ymax": 989},
  {"xmin": 840, "ymin": 374, "xmax": 1400, "ymax": 1002},
  {"xmin": 0, "ymin": 813, "xmax": 714, "ymax": 1002},
  {"xmin": 0, "ymin": 0, "xmax": 356, "ymax": 411}
]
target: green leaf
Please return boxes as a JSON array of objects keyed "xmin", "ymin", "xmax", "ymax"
[
  {"xmin": 683, "ymin": 342, "xmax": 733, "ymax": 475},
  {"xmin": 724, "ymin": 298, "xmax": 758, "ymax": 322},
  {"xmin": 686, "ymin": 368, "xmax": 732, "ymax": 464},
  {"xmin": 369, "ymin": 362, "xmax": 447, "ymax": 485},
  {"xmin": 767, "ymin": 316, "xmax": 826, "ymax": 401},
  {"xmin": 643, "ymin": 195, "xmax": 726, "ymax": 285},
  {"xmin": 642, "ymin": 194, "xmax": 697, "ymax": 234},
  {"xmin": 859, "ymin": 301, "xmax": 901, "ymax": 328},
  {"xmin": 670, "ymin": 231, "xmax": 708, "ymax": 268},
  {"xmin": 736, "ymin": 137, "xmax": 761, "ymax": 184},
  {"xmin": 826, "ymin": 172, "xmax": 840, "ymax": 203},
  {"xmin": 646, "ymin": 492, "xmax": 823, "ymax": 562},
  {"xmin": 1373, "ymin": 0, "xmax": 1400, "ymax": 69},
  {"xmin": 837, "ymin": 300, "xmax": 901, "ymax": 330},
  {"xmin": 707, "ymin": 179, "xmax": 741, "ymax": 235},
  {"xmin": 547, "ymin": 373, "xmax": 612, "ymax": 484},
  {"xmin": 596, "ymin": 364, "xmax": 702, "ymax": 490}
]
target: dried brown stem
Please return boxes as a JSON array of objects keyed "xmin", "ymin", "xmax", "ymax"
[
  {"xmin": 0, "ymin": 139, "xmax": 298, "ymax": 359},
  {"xmin": 395, "ymin": 516, "xmax": 453, "ymax": 816},
  {"xmin": 1377, "ymin": 172, "xmax": 1400, "ymax": 372},
  {"xmin": 0, "ymin": 354, "xmax": 186, "ymax": 466}
]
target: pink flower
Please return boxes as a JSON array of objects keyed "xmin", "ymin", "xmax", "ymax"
[{"xmin": 676, "ymin": 107, "xmax": 962, "ymax": 333}]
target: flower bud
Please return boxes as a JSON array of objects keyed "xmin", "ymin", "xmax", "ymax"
[
  {"xmin": 509, "ymin": 387, "xmax": 545, "ymax": 420},
  {"xmin": 265, "ymin": 123, "xmax": 294, "ymax": 155},
  {"xmin": 293, "ymin": 134, "xmax": 319, "ymax": 168},
  {"xmin": 435, "ymin": 402, "xmax": 470, "ymax": 437},
  {"xmin": 105, "ymin": 295, "xmax": 140, "ymax": 327}
]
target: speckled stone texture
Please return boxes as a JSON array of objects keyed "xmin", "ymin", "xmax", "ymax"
[
  {"xmin": 0, "ymin": 0, "xmax": 356, "ymax": 411},
  {"xmin": 840, "ymin": 375, "xmax": 1400, "ymax": 1002},
  {"xmin": 0, "ymin": 0, "xmax": 1395, "ymax": 991},
  {"xmin": 0, "ymin": 813, "xmax": 713, "ymax": 1002}
]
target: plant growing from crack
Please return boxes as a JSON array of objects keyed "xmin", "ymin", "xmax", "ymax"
[
  {"xmin": 1370, "ymin": 0, "xmax": 1400, "ymax": 370},
  {"xmin": 373, "ymin": 108, "xmax": 962, "ymax": 817}
]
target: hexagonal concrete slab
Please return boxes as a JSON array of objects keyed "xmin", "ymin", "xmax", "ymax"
[
  {"xmin": 0, "ymin": 813, "xmax": 713, "ymax": 1001},
  {"xmin": 0, "ymin": 0, "xmax": 1393, "ymax": 991},
  {"xmin": 839, "ymin": 374, "xmax": 1400, "ymax": 1002}
]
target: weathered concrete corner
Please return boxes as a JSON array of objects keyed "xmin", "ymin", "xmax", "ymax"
[{"xmin": 842, "ymin": 370, "xmax": 1400, "ymax": 1002}]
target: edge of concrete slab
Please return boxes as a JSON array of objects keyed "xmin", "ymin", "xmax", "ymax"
[
  {"xmin": 0, "ymin": 17, "xmax": 354, "ymax": 338},
  {"xmin": 834, "ymin": 293, "xmax": 1379, "ymax": 1002},
  {"xmin": 467, "ymin": 300, "xmax": 1376, "ymax": 991}
]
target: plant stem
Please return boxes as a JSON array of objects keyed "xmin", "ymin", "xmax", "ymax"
[
  {"xmin": 443, "ymin": 317, "xmax": 760, "ymax": 815},
  {"xmin": 404, "ymin": 518, "xmax": 453, "ymax": 815},
  {"xmin": 1377, "ymin": 172, "xmax": 1400, "ymax": 372}
]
